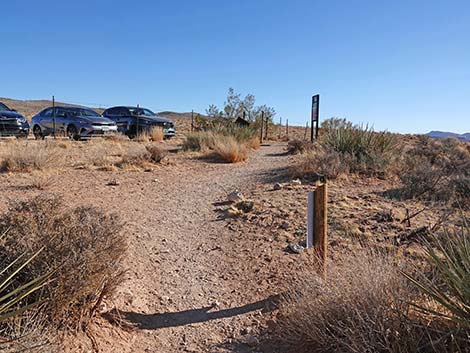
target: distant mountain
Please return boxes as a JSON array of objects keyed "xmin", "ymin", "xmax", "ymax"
[{"xmin": 426, "ymin": 131, "xmax": 470, "ymax": 142}]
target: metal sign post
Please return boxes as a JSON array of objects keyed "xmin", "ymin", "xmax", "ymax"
[
  {"xmin": 52, "ymin": 95, "xmax": 56, "ymax": 139},
  {"xmin": 310, "ymin": 94, "xmax": 320, "ymax": 142}
]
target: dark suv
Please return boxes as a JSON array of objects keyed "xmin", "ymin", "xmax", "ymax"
[
  {"xmin": 0, "ymin": 102, "xmax": 29, "ymax": 138},
  {"xmin": 102, "ymin": 106, "xmax": 176, "ymax": 138}
]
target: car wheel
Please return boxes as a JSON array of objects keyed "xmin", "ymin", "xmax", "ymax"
[
  {"xmin": 67, "ymin": 125, "xmax": 80, "ymax": 141},
  {"xmin": 33, "ymin": 126, "xmax": 44, "ymax": 140}
]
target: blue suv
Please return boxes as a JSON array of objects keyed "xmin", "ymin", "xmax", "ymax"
[{"xmin": 102, "ymin": 106, "xmax": 176, "ymax": 139}]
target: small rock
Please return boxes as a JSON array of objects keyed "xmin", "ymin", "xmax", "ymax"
[
  {"xmin": 273, "ymin": 183, "xmax": 284, "ymax": 190},
  {"xmin": 106, "ymin": 179, "xmax": 119, "ymax": 186},
  {"xmin": 288, "ymin": 242, "xmax": 304, "ymax": 254},
  {"xmin": 227, "ymin": 190, "xmax": 244, "ymax": 203},
  {"xmin": 241, "ymin": 326, "xmax": 253, "ymax": 335},
  {"xmin": 153, "ymin": 178, "xmax": 159, "ymax": 182},
  {"xmin": 246, "ymin": 336, "xmax": 259, "ymax": 347},
  {"xmin": 291, "ymin": 179, "xmax": 302, "ymax": 185},
  {"xmin": 280, "ymin": 221, "xmax": 290, "ymax": 230}
]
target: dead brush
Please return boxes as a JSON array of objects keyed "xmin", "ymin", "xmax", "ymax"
[
  {"xmin": 212, "ymin": 135, "xmax": 248, "ymax": 163},
  {"xmin": 291, "ymin": 146, "xmax": 349, "ymax": 179},
  {"xmin": 149, "ymin": 127, "xmax": 164, "ymax": 142},
  {"xmin": 0, "ymin": 195, "xmax": 127, "ymax": 331},
  {"xmin": 0, "ymin": 141, "xmax": 63, "ymax": 173},
  {"xmin": 276, "ymin": 252, "xmax": 431, "ymax": 353}
]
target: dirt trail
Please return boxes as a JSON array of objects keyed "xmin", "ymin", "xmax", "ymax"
[{"xmin": 62, "ymin": 143, "xmax": 291, "ymax": 352}]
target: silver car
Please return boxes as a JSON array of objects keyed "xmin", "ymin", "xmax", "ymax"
[{"xmin": 31, "ymin": 106, "xmax": 118, "ymax": 140}]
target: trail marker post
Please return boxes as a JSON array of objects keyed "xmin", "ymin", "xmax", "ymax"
[
  {"xmin": 310, "ymin": 94, "xmax": 320, "ymax": 142},
  {"xmin": 307, "ymin": 182, "xmax": 328, "ymax": 272}
]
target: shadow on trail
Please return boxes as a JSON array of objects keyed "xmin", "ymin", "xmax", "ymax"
[{"xmin": 104, "ymin": 295, "xmax": 279, "ymax": 330}]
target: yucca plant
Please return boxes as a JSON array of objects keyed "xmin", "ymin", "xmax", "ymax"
[
  {"xmin": 403, "ymin": 218, "xmax": 470, "ymax": 330},
  {"xmin": 0, "ymin": 231, "xmax": 53, "ymax": 323}
]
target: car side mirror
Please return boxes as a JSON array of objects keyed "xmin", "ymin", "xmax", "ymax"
[{"xmin": 11, "ymin": 109, "xmax": 17, "ymax": 112}]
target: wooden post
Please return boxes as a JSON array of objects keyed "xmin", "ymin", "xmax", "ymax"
[
  {"xmin": 264, "ymin": 114, "xmax": 268, "ymax": 140},
  {"xmin": 259, "ymin": 111, "xmax": 264, "ymax": 144},
  {"xmin": 304, "ymin": 121, "xmax": 309, "ymax": 140},
  {"xmin": 286, "ymin": 118, "xmax": 289, "ymax": 138},
  {"xmin": 314, "ymin": 183, "xmax": 328, "ymax": 270},
  {"xmin": 191, "ymin": 110, "xmax": 194, "ymax": 132},
  {"xmin": 279, "ymin": 117, "xmax": 282, "ymax": 139},
  {"xmin": 307, "ymin": 183, "xmax": 328, "ymax": 273}
]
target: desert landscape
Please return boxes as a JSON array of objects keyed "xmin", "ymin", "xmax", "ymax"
[{"xmin": 0, "ymin": 95, "xmax": 468, "ymax": 352}]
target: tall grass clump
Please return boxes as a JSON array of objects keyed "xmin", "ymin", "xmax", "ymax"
[
  {"xmin": 182, "ymin": 125, "xmax": 258, "ymax": 162},
  {"xmin": 0, "ymin": 141, "xmax": 63, "ymax": 173},
  {"xmin": 404, "ymin": 219, "xmax": 470, "ymax": 347},
  {"xmin": 0, "ymin": 195, "xmax": 127, "ymax": 331},
  {"xmin": 276, "ymin": 253, "xmax": 426, "ymax": 353}
]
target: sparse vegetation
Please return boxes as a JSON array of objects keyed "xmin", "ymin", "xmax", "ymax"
[
  {"xmin": 212, "ymin": 135, "xmax": 248, "ymax": 163},
  {"xmin": 399, "ymin": 136, "xmax": 470, "ymax": 205},
  {"xmin": 276, "ymin": 252, "xmax": 426, "ymax": 353},
  {"xmin": 0, "ymin": 141, "xmax": 63, "ymax": 173},
  {"xmin": 291, "ymin": 118, "xmax": 397, "ymax": 179},
  {"xmin": 404, "ymin": 220, "xmax": 470, "ymax": 334},
  {"xmin": 0, "ymin": 195, "xmax": 127, "ymax": 332}
]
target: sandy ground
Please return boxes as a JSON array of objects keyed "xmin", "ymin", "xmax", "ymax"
[{"xmin": 0, "ymin": 142, "xmax": 296, "ymax": 352}]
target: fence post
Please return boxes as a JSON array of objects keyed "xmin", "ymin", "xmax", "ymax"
[
  {"xmin": 286, "ymin": 118, "xmax": 289, "ymax": 138},
  {"xmin": 307, "ymin": 183, "xmax": 328, "ymax": 273},
  {"xmin": 191, "ymin": 110, "xmax": 194, "ymax": 132},
  {"xmin": 259, "ymin": 111, "xmax": 264, "ymax": 144},
  {"xmin": 52, "ymin": 95, "xmax": 56, "ymax": 139},
  {"xmin": 264, "ymin": 114, "xmax": 268, "ymax": 140},
  {"xmin": 304, "ymin": 122, "xmax": 309, "ymax": 141}
]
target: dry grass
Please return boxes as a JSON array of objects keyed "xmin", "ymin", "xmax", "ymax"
[
  {"xmin": 399, "ymin": 136, "xmax": 470, "ymax": 206},
  {"xmin": 212, "ymin": 135, "xmax": 248, "ymax": 163},
  {"xmin": 0, "ymin": 141, "xmax": 64, "ymax": 173},
  {"xmin": 276, "ymin": 253, "xmax": 434, "ymax": 353},
  {"xmin": 0, "ymin": 195, "xmax": 127, "ymax": 331},
  {"xmin": 149, "ymin": 127, "xmax": 164, "ymax": 142},
  {"xmin": 291, "ymin": 147, "xmax": 349, "ymax": 179},
  {"xmin": 245, "ymin": 136, "xmax": 261, "ymax": 150}
]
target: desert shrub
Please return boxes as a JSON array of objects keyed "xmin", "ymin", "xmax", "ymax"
[
  {"xmin": 404, "ymin": 220, "xmax": 470, "ymax": 346},
  {"xmin": 145, "ymin": 145, "xmax": 167, "ymax": 163},
  {"xmin": 291, "ymin": 147, "xmax": 349, "ymax": 179},
  {"xmin": 0, "ymin": 195, "xmax": 126, "ymax": 331},
  {"xmin": 0, "ymin": 141, "xmax": 62, "ymax": 172},
  {"xmin": 321, "ymin": 118, "xmax": 397, "ymax": 175},
  {"xmin": 276, "ymin": 253, "xmax": 431, "ymax": 353},
  {"xmin": 399, "ymin": 137, "xmax": 470, "ymax": 205},
  {"xmin": 245, "ymin": 136, "xmax": 260, "ymax": 150},
  {"xmin": 212, "ymin": 135, "xmax": 248, "ymax": 163},
  {"xmin": 291, "ymin": 119, "xmax": 397, "ymax": 179},
  {"xmin": 287, "ymin": 139, "xmax": 314, "ymax": 155},
  {"xmin": 182, "ymin": 131, "xmax": 217, "ymax": 151}
]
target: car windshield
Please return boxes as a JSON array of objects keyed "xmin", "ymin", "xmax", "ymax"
[
  {"xmin": 129, "ymin": 108, "xmax": 155, "ymax": 116},
  {"xmin": 0, "ymin": 103, "xmax": 11, "ymax": 111},
  {"xmin": 68, "ymin": 108, "xmax": 100, "ymax": 117}
]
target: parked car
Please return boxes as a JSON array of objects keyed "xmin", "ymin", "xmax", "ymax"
[
  {"xmin": 102, "ymin": 106, "xmax": 176, "ymax": 138},
  {"xmin": 0, "ymin": 102, "xmax": 29, "ymax": 138},
  {"xmin": 31, "ymin": 106, "xmax": 118, "ymax": 140}
]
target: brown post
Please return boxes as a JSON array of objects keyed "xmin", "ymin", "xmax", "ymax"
[
  {"xmin": 286, "ymin": 118, "xmax": 289, "ymax": 138},
  {"xmin": 264, "ymin": 114, "xmax": 268, "ymax": 140},
  {"xmin": 259, "ymin": 111, "xmax": 264, "ymax": 144},
  {"xmin": 191, "ymin": 110, "xmax": 194, "ymax": 132},
  {"xmin": 314, "ymin": 183, "xmax": 328, "ymax": 272}
]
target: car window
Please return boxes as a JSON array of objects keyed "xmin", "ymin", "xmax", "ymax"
[
  {"xmin": 119, "ymin": 107, "xmax": 130, "ymax": 116},
  {"xmin": 42, "ymin": 108, "xmax": 53, "ymax": 117},
  {"xmin": 55, "ymin": 108, "xmax": 68, "ymax": 117},
  {"xmin": 0, "ymin": 103, "xmax": 10, "ymax": 111},
  {"xmin": 104, "ymin": 107, "xmax": 117, "ymax": 116}
]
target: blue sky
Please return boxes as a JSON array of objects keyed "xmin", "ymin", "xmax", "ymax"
[{"xmin": 1, "ymin": 0, "xmax": 469, "ymax": 133}]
